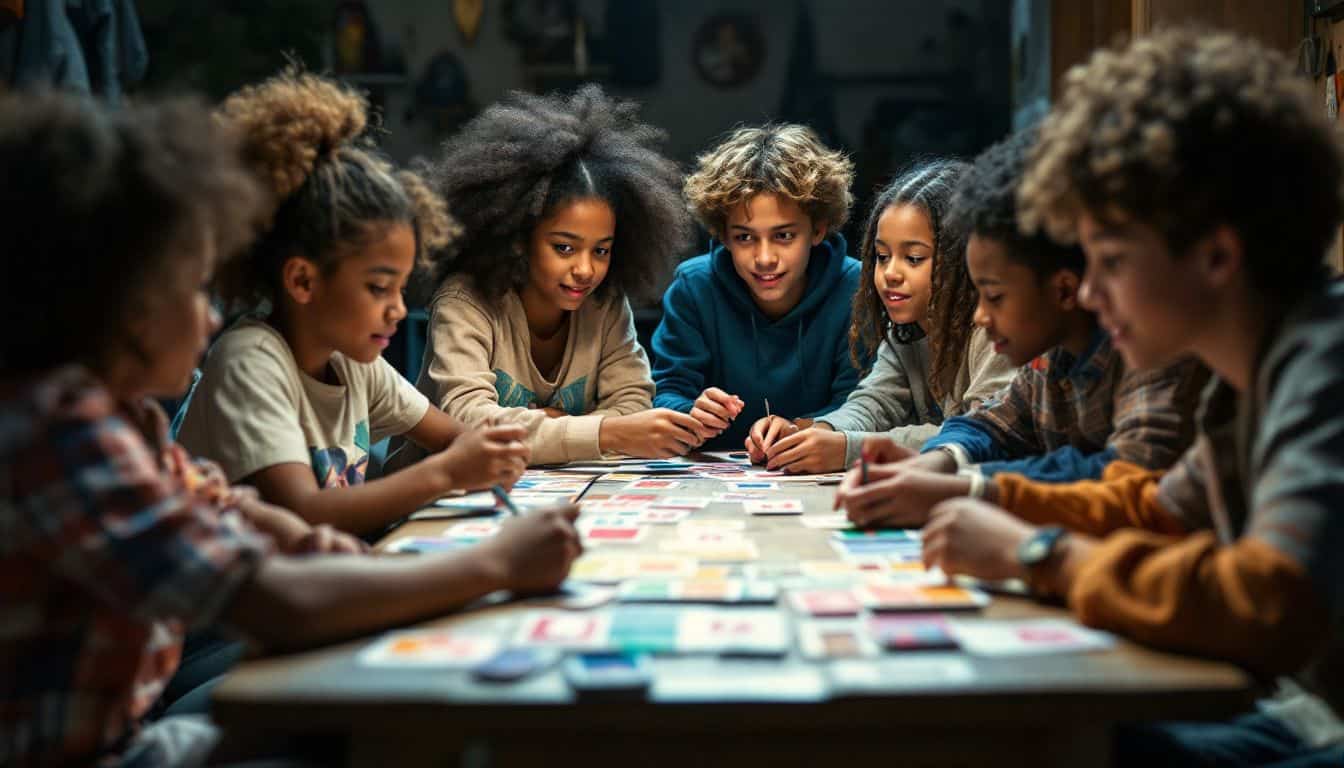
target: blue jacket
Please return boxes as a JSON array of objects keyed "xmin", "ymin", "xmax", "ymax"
[{"xmin": 651, "ymin": 233, "xmax": 866, "ymax": 450}]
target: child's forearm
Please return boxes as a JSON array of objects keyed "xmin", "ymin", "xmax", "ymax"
[
  {"xmin": 225, "ymin": 548, "xmax": 508, "ymax": 651},
  {"xmin": 257, "ymin": 460, "xmax": 451, "ymax": 536}
]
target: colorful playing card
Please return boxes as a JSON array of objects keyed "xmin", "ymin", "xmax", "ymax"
[
  {"xmin": 515, "ymin": 611, "xmax": 612, "ymax": 649},
  {"xmin": 949, "ymin": 619, "xmax": 1115, "ymax": 657},
  {"xmin": 788, "ymin": 588, "xmax": 863, "ymax": 617},
  {"xmin": 608, "ymin": 607, "xmax": 680, "ymax": 653},
  {"xmin": 583, "ymin": 525, "xmax": 647, "ymax": 543},
  {"xmin": 714, "ymin": 492, "xmax": 768, "ymax": 502},
  {"xmin": 800, "ymin": 514, "xmax": 854, "ymax": 530},
  {"xmin": 360, "ymin": 629, "xmax": 500, "ymax": 667},
  {"xmin": 678, "ymin": 519, "xmax": 746, "ymax": 532},
  {"xmin": 612, "ymin": 493, "xmax": 659, "ymax": 503},
  {"xmin": 726, "ymin": 481, "xmax": 778, "ymax": 491},
  {"xmin": 743, "ymin": 499, "xmax": 803, "ymax": 515},
  {"xmin": 386, "ymin": 536, "xmax": 471, "ymax": 554},
  {"xmin": 637, "ymin": 507, "xmax": 692, "ymax": 524},
  {"xmin": 660, "ymin": 538, "xmax": 760, "ymax": 562},
  {"xmin": 677, "ymin": 609, "xmax": 788, "ymax": 655},
  {"xmin": 570, "ymin": 553, "xmax": 700, "ymax": 582},
  {"xmin": 649, "ymin": 496, "xmax": 713, "ymax": 509},
  {"xmin": 796, "ymin": 620, "xmax": 877, "ymax": 659},
  {"xmin": 445, "ymin": 521, "xmax": 500, "ymax": 540},
  {"xmin": 628, "ymin": 479, "xmax": 682, "ymax": 490},
  {"xmin": 833, "ymin": 529, "xmax": 921, "ymax": 541},
  {"xmin": 866, "ymin": 614, "xmax": 959, "ymax": 651},
  {"xmin": 856, "ymin": 584, "xmax": 989, "ymax": 612},
  {"xmin": 431, "ymin": 490, "xmax": 498, "ymax": 510}
]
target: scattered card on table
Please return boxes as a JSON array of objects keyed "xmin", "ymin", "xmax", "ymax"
[
  {"xmin": 649, "ymin": 496, "xmax": 713, "ymax": 510},
  {"xmin": 677, "ymin": 609, "xmax": 788, "ymax": 655},
  {"xmin": 796, "ymin": 620, "xmax": 877, "ymax": 659},
  {"xmin": 727, "ymin": 481, "xmax": 778, "ymax": 491},
  {"xmin": 743, "ymin": 499, "xmax": 803, "ymax": 515},
  {"xmin": 857, "ymin": 584, "xmax": 989, "ymax": 612},
  {"xmin": 788, "ymin": 588, "xmax": 863, "ymax": 617},
  {"xmin": 583, "ymin": 525, "xmax": 647, "ymax": 543},
  {"xmin": 628, "ymin": 479, "xmax": 683, "ymax": 490},
  {"xmin": 360, "ymin": 629, "xmax": 500, "ymax": 667},
  {"xmin": 637, "ymin": 507, "xmax": 692, "ymax": 524},
  {"xmin": 950, "ymin": 619, "xmax": 1115, "ymax": 657},
  {"xmin": 800, "ymin": 514, "xmax": 854, "ymax": 530},
  {"xmin": 867, "ymin": 614, "xmax": 959, "ymax": 651},
  {"xmin": 515, "ymin": 611, "xmax": 612, "ymax": 649}
]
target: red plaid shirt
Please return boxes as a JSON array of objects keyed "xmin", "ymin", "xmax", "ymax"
[{"xmin": 0, "ymin": 366, "xmax": 270, "ymax": 767}]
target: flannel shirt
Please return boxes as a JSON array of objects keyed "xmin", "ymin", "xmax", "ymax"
[
  {"xmin": 921, "ymin": 328, "xmax": 1206, "ymax": 481},
  {"xmin": 0, "ymin": 366, "xmax": 269, "ymax": 767}
]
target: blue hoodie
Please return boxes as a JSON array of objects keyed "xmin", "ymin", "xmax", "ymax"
[{"xmin": 651, "ymin": 233, "xmax": 866, "ymax": 450}]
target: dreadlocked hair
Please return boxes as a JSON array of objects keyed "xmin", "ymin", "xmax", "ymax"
[
  {"xmin": 850, "ymin": 159, "xmax": 973, "ymax": 402},
  {"xmin": 422, "ymin": 84, "xmax": 691, "ymax": 305},
  {"xmin": 212, "ymin": 67, "xmax": 459, "ymax": 313}
]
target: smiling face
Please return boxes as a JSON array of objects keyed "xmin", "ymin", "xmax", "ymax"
[
  {"xmin": 967, "ymin": 234, "xmax": 1075, "ymax": 366},
  {"xmin": 520, "ymin": 197, "xmax": 615, "ymax": 320},
  {"xmin": 300, "ymin": 221, "xmax": 415, "ymax": 365},
  {"xmin": 1076, "ymin": 212, "xmax": 1209, "ymax": 370},
  {"xmin": 725, "ymin": 192, "xmax": 825, "ymax": 319},
  {"xmin": 872, "ymin": 203, "xmax": 934, "ymax": 328}
]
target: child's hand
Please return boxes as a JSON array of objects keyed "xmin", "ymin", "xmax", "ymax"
[
  {"xmin": 482, "ymin": 505, "xmax": 582, "ymax": 594},
  {"xmin": 921, "ymin": 498, "xmax": 1036, "ymax": 580},
  {"xmin": 690, "ymin": 387, "xmax": 743, "ymax": 439},
  {"xmin": 437, "ymin": 424, "xmax": 530, "ymax": 491},
  {"xmin": 835, "ymin": 465, "xmax": 973, "ymax": 528},
  {"xmin": 857, "ymin": 436, "xmax": 917, "ymax": 465},
  {"xmin": 540, "ymin": 407, "xmax": 567, "ymax": 418},
  {"xmin": 600, "ymin": 409, "xmax": 704, "ymax": 458},
  {"xmin": 763, "ymin": 427, "xmax": 846, "ymax": 473},
  {"xmin": 744, "ymin": 415, "xmax": 797, "ymax": 464}
]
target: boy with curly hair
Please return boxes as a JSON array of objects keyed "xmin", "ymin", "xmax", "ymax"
[
  {"xmin": 911, "ymin": 28, "xmax": 1344, "ymax": 764},
  {"xmin": 0, "ymin": 90, "xmax": 580, "ymax": 768},
  {"xmin": 836, "ymin": 127, "xmax": 1207, "ymax": 527},
  {"xmin": 399, "ymin": 84, "xmax": 700, "ymax": 465},
  {"xmin": 177, "ymin": 70, "xmax": 532, "ymax": 537},
  {"xmin": 652, "ymin": 124, "xmax": 867, "ymax": 454}
]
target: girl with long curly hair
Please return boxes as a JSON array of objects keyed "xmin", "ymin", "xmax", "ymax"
[
  {"xmin": 178, "ymin": 70, "xmax": 537, "ymax": 536},
  {"xmin": 753, "ymin": 160, "xmax": 1016, "ymax": 473},
  {"xmin": 401, "ymin": 84, "xmax": 698, "ymax": 464},
  {"xmin": 654, "ymin": 123, "xmax": 865, "ymax": 456}
]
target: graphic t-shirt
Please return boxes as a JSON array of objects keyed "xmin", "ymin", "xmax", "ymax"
[{"xmin": 177, "ymin": 318, "xmax": 430, "ymax": 486}]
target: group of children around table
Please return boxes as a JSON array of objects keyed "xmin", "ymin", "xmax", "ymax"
[{"xmin": 3, "ymin": 26, "xmax": 1342, "ymax": 768}]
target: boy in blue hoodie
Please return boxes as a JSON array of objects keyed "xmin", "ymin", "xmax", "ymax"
[{"xmin": 652, "ymin": 124, "xmax": 865, "ymax": 453}]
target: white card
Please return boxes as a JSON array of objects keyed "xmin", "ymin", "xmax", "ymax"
[
  {"xmin": 950, "ymin": 619, "xmax": 1115, "ymax": 657},
  {"xmin": 743, "ymin": 499, "xmax": 803, "ymax": 515}
]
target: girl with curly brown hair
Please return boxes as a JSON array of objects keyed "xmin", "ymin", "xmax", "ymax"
[
  {"xmin": 178, "ymin": 70, "xmax": 537, "ymax": 536},
  {"xmin": 400, "ymin": 84, "xmax": 700, "ymax": 465},
  {"xmin": 652, "ymin": 123, "xmax": 866, "ymax": 457},
  {"xmin": 760, "ymin": 160, "xmax": 1017, "ymax": 473}
]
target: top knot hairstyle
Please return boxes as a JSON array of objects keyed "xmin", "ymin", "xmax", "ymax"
[
  {"xmin": 1019, "ymin": 26, "xmax": 1344, "ymax": 306},
  {"xmin": 951, "ymin": 127, "xmax": 1084, "ymax": 279},
  {"xmin": 0, "ymin": 91, "xmax": 264, "ymax": 373},
  {"xmin": 424, "ymin": 84, "xmax": 691, "ymax": 303},
  {"xmin": 849, "ymin": 160, "xmax": 974, "ymax": 402},
  {"xmin": 213, "ymin": 68, "xmax": 459, "ymax": 311},
  {"xmin": 684, "ymin": 123, "xmax": 854, "ymax": 238}
]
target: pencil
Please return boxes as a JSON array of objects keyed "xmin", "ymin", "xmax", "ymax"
[
  {"xmin": 491, "ymin": 484, "xmax": 521, "ymax": 517},
  {"xmin": 861, "ymin": 455, "xmax": 869, "ymax": 485},
  {"xmin": 764, "ymin": 397, "xmax": 771, "ymax": 418}
]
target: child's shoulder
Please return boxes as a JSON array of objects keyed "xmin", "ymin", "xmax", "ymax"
[
  {"xmin": 431, "ymin": 275, "xmax": 501, "ymax": 317},
  {"xmin": 671, "ymin": 252, "xmax": 714, "ymax": 282},
  {"xmin": 1261, "ymin": 281, "xmax": 1344, "ymax": 390},
  {"xmin": 210, "ymin": 317, "xmax": 291, "ymax": 359}
]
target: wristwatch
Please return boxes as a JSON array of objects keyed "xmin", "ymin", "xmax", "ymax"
[{"xmin": 1017, "ymin": 525, "xmax": 1068, "ymax": 568}]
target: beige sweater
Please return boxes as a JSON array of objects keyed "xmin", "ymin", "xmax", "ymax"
[{"xmin": 407, "ymin": 276, "xmax": 654, "ymax": 465}]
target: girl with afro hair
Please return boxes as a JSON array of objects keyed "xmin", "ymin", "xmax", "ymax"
[
  {"xmin": 179, "ymin": 70, "xmax": 540, "ymax": 536},
  {"xmin": 400, "ymin": 84, "xmax": 700, "ymax": 465},
  {"xmin": 762, "ymin": 160, "xmax": 1017, "ymax": 473}
]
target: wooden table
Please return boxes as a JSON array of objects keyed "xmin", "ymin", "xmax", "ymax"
[{"xmin": 213, "ymin": 470, "xmax": 1255, "ymax": 767}]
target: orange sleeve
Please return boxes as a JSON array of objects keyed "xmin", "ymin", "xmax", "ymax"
[
  {"xmin": 1069, "ymin": 530, "xmax": 1327, "ymax": 679},
  {"xmin": 994, "ymin": 461, "xmax": 1187, "ymax": 536}
]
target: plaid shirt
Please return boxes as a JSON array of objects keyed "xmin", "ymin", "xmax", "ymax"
[
  {"xmin": 923, "ymin": 328, "xmax": 1207, "ymax": 481},
  {"xmin": 0, "ymin": 366, "xmax": 270, "ymax": 767}
]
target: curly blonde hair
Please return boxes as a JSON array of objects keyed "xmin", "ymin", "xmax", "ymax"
[
  {"xmin": 213, "ymin": 68, "xmax": 459, "ymax": 310},
  {"xmin": 685, "ymin": 123, "xmax": 854, "ymax": 237},
  {"xmin": 1019, "ymin": 26, "xmax": 1344, "ymax": 305}
]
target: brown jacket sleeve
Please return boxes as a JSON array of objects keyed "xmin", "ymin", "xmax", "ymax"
[
  {"xmin": 994, "ymin": 461, "xmax": 1187, "ymax": 536},
  {"xmin": 1069, "ymin": 530, "xmax": 1328, "ymax": 679}
]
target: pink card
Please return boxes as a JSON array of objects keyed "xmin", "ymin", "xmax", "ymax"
[{"xmin": 788, "ymin": 588, "xmax": 863, "ymax": 617}]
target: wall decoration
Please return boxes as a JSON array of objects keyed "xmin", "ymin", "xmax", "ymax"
[
  {"xmin": 454, "ymin": 0, "xmax": 484, "ymax": 46},
  {"xmin": 692, "ymin": 13, "xmax": 765, "ymax": 89},
  {"xmin": 334, "ymin": 1, "xmax": 381, "ymax": 74},
  {"xmin": 502, "ymin": 0, "xmax": 576, "ymax": 64}
]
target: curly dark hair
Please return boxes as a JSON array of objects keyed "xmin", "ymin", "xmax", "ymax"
[
  {"xmin": 423, "ymin": 84, "xmax": 691, "ymax": 304},
  {"xmin": 850, "ymin": 160, "xmax": 976, "ymax": 402},
  {"xmin": 685, "ymin": 123, "xmax": 854, "ymax": 238},
  {"xmin": 213, "ymin": 68, "xmax": 458, "ymax": 312},
  {"xmin": 1020, "ymin": 26, "xmax": 1343, "ymax": 307},
  {"xmin": 0, "ymin": 91, "xmax": 264, "ymax": 373},
  {"xmin": 951, "ymin": 127, "xmax": 1084, "ymax": 279}
]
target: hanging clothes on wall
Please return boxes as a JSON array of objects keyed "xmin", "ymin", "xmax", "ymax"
[{"xmin": 1, "ymin": 0, "xmax": 146, "ymax": 103}]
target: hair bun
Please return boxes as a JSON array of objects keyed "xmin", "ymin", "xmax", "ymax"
[{"xmin": 218, "ymin": 68, "xmax": 368, "ymax": 206}]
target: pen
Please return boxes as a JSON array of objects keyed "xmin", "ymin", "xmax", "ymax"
[{"xmin": 491, "ymin": 484, "xmax": 521, "ymax": 517}]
